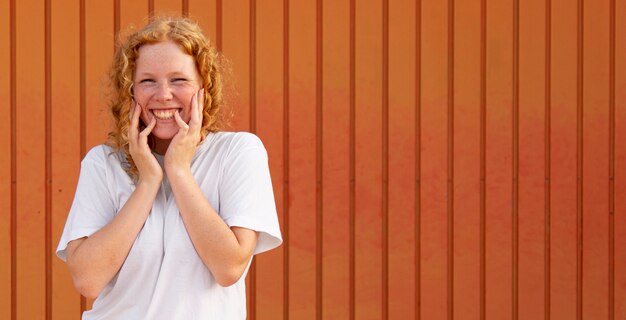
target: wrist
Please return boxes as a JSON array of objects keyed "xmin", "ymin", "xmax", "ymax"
[
  {"xmin": 164, "ymin": 164, "xmax": 193, "ymax": 182},
  {"xmin": 136, "ymin": 175, "xmax": 162, "ymax": 190}
]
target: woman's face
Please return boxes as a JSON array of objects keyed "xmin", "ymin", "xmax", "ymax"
[{"xmin": 133, "ymin": 40, "xmax": 202, "ymax": 141}]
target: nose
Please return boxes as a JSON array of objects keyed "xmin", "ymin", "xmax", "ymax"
[{"xmin": 154, "ymin": 82, "xmax": 174, "ymax": 102}]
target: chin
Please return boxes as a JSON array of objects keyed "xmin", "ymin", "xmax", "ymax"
[{"xmin": 150, "ymin": 127, "xmax": 178, "ymax": 141}]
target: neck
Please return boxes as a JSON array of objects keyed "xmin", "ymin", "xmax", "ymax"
[{"xmin": 152, "ymin": 137, "xmax": 171, "ymax": 155}]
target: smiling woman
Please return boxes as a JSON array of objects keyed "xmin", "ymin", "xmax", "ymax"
[{"xmin": 55, "ymin": 17, "xmax": 282, "ymax": 320}]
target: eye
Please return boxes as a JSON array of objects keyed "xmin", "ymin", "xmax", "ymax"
[
  {"xmin": 172, "ymin": 78, "xmax": 187, "ymax": 83},
  {"xmin": 139, "ymin": 79, "xmax": 154, "ymax": 84}
]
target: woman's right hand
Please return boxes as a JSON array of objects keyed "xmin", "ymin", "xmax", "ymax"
[{"xmin": 129, "ymin": 102, "xmax": 163, "ymax": 186}]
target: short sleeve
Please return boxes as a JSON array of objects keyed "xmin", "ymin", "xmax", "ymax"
[
  {"xmin": 56, "ymin": 147, "xmax": 116, "ymax": 261},
  {"xmin": 219, "ymin": 134, "xmax": 282, "ymax": 255}
]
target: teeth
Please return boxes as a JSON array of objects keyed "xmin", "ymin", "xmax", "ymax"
[{"xmin": 153, "ymin": 109, "xmax": 177, "ymax": 120}]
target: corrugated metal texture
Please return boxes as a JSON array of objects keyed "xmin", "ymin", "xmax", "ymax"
[{"xmin": 0, "ymin": 0, "xmax": 624, "ymax": 319}]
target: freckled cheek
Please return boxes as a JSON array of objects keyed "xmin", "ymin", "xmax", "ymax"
[
  {"xmin": 180, "ymin": 92, "xmax": 197, "ymax": 122},
  {"xmin": 131, "ymin": 93, "xmax": 151, "ymax": 123},
  {"xmin": 139, "ymin": 105, "xmax": 153, "ymax": 125},
  {"xmin": 134, "ymin": 91, "xmax": 152, "ymax": 108},
  {"xmin": 180, "ymin": 109, "xmax": 193, "ymax": 124}
]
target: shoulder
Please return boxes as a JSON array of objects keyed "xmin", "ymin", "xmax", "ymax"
[
  {"xmin": 82, "ymin": 144, "xmax": 124, "ymax": 168},
  {"xmin": 210, "ymin": 131, "xmax": 264, "ymax": 148},
  {"xmin": 208, "ymin": 132, "xmax": 266, "ymax": 156}
]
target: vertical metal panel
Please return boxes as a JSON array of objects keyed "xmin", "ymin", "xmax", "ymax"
[
  {"xmin": 415, "ymin": 0, "xmax": 422, "ymax": 319},
  {"xmin": 45, "ymin": 0, "xmax": 52, "ymax": 318},
  {"xmin": 321, "ymin": 0, "xmax": 351, "ymax": 317},
  {"xmin": 381, "ymin": 0, "xmax": 389, "ymax": 318},
  {"xmin": 322, "ymin": 1, "xmax": 350, "ymax": 319},
  {"xmin": 287, "ymin": 0, "xmax": 317, "ymax": 318},
  {"xmin": 608, "ymin": 2, "xmax": 616, "ymax": 319},
  {"xmin": 551, "ymin": 0, "xmax": 578, "ymax": 318},
  {"xmin": 10, "ymin": 0, "xmax": 16, "ymax": 310},
  {"xmin": 15, "ymin": 1, "xmax": 46, "ymax": 319},
  {"xmin": 84, "ymin": 1, "xmax": 113, "ymax": 153},
  {"xmin": 114, "ymin": 1, "xmax": 120, "ymax": 38},
  {"xmin": 349, "ymin": 1, "xmax": 356, "ymax": 317},
  {"xmin": 282, "ymin": 1, "xmax": 290, "ymax": 318},
  {"xmin": 216, "ymin": 0, "xmax": 222, "ymax": 50},
  {"xmin": 0, "ymin": 0, "xmax": 13, "ymax": 318},
  {"xmin": 249, "ymin": 0, "xmax": 256, "ymax": 134},
  {"xmin": 221, "ymin": 0, "xmax": 250, "ymax": 132},
  {"xmin": 614, "ymin": 1, "xmax": 626, "ymax": 319},
  {"xmin": 512, "ymin": 0, "xmax": 520, "ymax": 317},
  {"xmin": 479, "ymin": 0, "xmax": 486, "ymax": 316},
  {"xmin": 315, "ymin": 2, "xmax": 323, "ymax": 318},
  {"xmin": 354, "ymin": 0, "xmax": 383, "ymax": 319},
  {"xmin": 10, "ymin": 1, "xmax": 16, "ymax": 318},
  {"xmin": 388, "ymin": 0, "xmax": 416, "ymax": 319},
  {"xmin": 582, "ymin": 0, "xmax": 611, "ymax": 318},
  {"xmin": 577, "ymin": 0, "xmax": 584, "ymax": 318},
  {"xmin": 446, "ymin": 0, "xmax": 454, "ymax": 318},
  {"xmin": 420, "ymin": 0, "xmax": 448, "ymax": 318},
  {"xmin": 518, "ymin": 0, "xmax": 547, "ymax": 319},
  {"xmin": 544, "ymin": 1, "xmax": 552, "ymax": 319},
  {"xmin": 486, "ymin": 0, "xmax": 515, "ymax": 318},
  {"xmin": 453, "ymin": 0, "xmax": 481, "ymax": 318}
]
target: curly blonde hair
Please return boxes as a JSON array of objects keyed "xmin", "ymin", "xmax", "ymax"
[{"xmin": 105, "ymin": 16, "xmax": 225, "ymax": 180}]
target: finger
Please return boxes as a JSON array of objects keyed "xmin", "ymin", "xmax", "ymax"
[
  {"xmin": 128, "ymin": 99, "xmax": 135, "ymax": 121},
  {"xmin": 129, "ymin": 102, "xmax": 140, "ymax": 143},
  {"xmin": 198, "ymin": 88, "xmax": 204, "ymax": 120},
  {"xmin": 139, "ymin": 118, "xmax": 156, "ymax": 145},
  {"xmin": 173, "ymin": 110, "xmax": 189, "ymax": 132},
  {"xmin": 197, "ymin": 89, "xmax": 205, "ymax": 141},
  {"xmin": 189, "ymin": 91, "xmax": 200, "ymax": 131}
]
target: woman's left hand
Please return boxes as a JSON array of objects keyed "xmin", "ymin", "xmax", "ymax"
[{"xmin": 164, "ymin": 88, "xmax": 204, "ymax": 176}]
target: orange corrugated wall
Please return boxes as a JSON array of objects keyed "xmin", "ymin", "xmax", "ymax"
[{"xmin": 1, "ymin": 0, "xmax": 625, "ymax": 319}]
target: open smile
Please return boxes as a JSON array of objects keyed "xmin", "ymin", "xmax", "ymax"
[{"xmin": 150, "ymin": 108, "xmax": 182, "ymax": 120}]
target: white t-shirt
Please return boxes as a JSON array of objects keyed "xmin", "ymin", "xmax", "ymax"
[{"xmin": 56, "ymin": 132, "xmax": 282, "ymax": 320}]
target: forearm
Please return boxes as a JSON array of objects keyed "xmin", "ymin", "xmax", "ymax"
[
  {"xmin": 167, "ymin": 168, "xmax": 256, "ymax": 286},
  {"xmin": 67, "ymin": 181, "xmax": 160, "ymax": 297}
]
